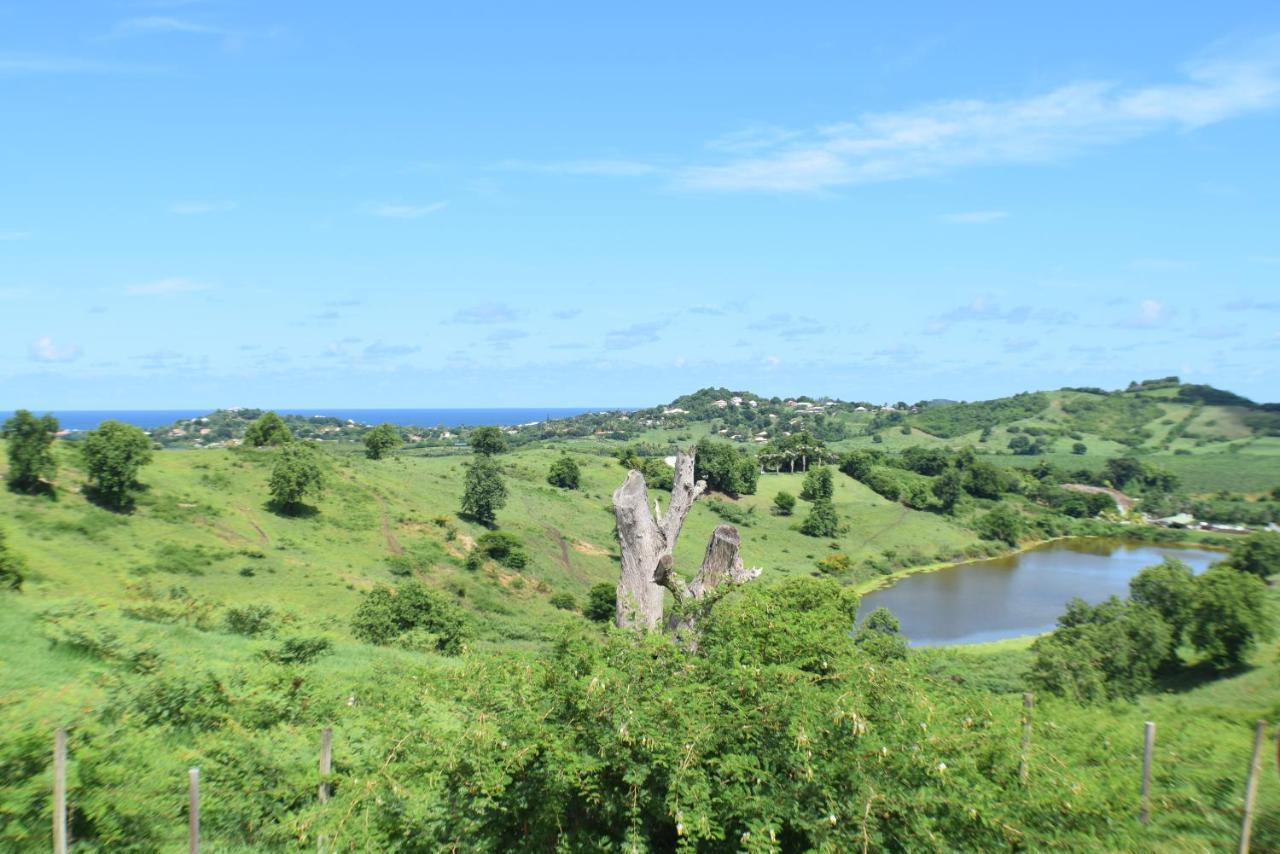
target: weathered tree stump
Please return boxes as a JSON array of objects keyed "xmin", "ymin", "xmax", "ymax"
[{"xmin": 612, "ymin": 449, "xmax": 761, "ymax": 637}]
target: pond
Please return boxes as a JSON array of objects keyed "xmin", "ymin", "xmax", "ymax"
[{"xmin": 854, "ymin": 538, "xmax": 1225, "ymax": 646}]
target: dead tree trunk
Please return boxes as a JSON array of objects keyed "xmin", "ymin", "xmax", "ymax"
[{"xmin": 612, "ymin": 449, "xmax": 761, "ymax": 634}]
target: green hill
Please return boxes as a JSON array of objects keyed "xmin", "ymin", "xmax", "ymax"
[{"xmin": 2, "ymin": 381, "xmax": 1278, "ymax": 849}]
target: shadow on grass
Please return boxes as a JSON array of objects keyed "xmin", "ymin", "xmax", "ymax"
[
  {"xmin": 6, "ymin": 480, "xmax": 58, "ymax": 501},
  {"xmin": 266, "ymin": 500, "xmax": 319, "ymax": 519},
  {"xmin": 1153, "ymin": 658, "xmax": 1253, "ymax": 694},
  {"xmin": 81, "ymin": 483, "xmax": 147, "ymax": 514}
]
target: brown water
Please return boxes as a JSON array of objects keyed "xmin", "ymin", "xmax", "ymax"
[{"xmin": 855, "ymin": 538, "xmax": 1224, "ymax": 646}]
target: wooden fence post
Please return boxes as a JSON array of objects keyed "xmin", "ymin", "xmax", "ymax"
[
  {"xmin": 1140, "ymin": 721, "xmax": 1155, "ymax": 824},
  {"xmin": 188, "ymin": 767, "xmax": 200, "ymax": 854},
  {"xmin": 319, "ymin": 728, "xmax": 332, "ymax": 803},
  {"xmin": 53, "ymin": 729, "xmax": 67, "ymax": 854},
  {"xmin": 1019, "ymin": 692, "xmax": 1034, "ymax": 784},
  {"xmin": 1238, "ymin": 720, "xmax": 1266, "ymax": 854}
]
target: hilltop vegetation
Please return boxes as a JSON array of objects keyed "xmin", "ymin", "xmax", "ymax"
[{"xmin": 1, "ymin": 379, "xmax": 1278, "ymax": 849}]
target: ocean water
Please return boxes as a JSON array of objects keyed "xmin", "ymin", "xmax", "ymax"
[{"xmin": 0, "ymin": 408, "xmax": 610, "ymax": 431}]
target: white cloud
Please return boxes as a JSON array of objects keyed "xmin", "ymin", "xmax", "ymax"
[
  {"xmin": 30, "ymin": 336, "xmax": 81, "ymax": 363},
  {"xmin": 679, "ymin": 40, "xmax": 1280, "ymax": 192},
  {"xmin": 367, "ymin": 202, "xmax": 447, "ymax": 219},
  {"xmin": 1118, "ymin": 298, "xmax": 1176, "ymax": 328},
  {"xmin": 171, "ymin": 200, "xmax": 236, "ymax": 215},
  {"xmin": 111, "ymin": 17, "xmax": 226, "ymax": 38},
  {"xmin": 0, "ymin": 231, "xmax": 33, "ymax": 241},
  {"xmin": 941, "ymin": 210, "xmax": 1008, "ymax": 225},
  {"xmin": 127, "ymin": 277, "xmax": 208, "ymax": 295}
]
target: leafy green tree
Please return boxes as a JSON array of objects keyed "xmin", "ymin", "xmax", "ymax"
[
  {"xmin": 363, "ymin": 423, "xmax": 401, "ymax": 460},
  {"xmin": 584, "ymin": 582, "xmax": 615, "ymax": 622},
  {"xmin": 854, "ymin": 606, "xmax": 908, "ymax": 659},
  {"xmin": 964, "ymin": 460, "xmax": 1006, "ymax": 499},
  {"xmin": 977, "ymin": 503, "xmax": 1024, "ymax": 546},
  {"xmin": 468, "ymin": 425, "xmax": 507, "ymax": 456},
  {"xmin": 244, "ymin": 411, "xmax": 292, "ymax": 447},
  {"xmin": 0, "ymin": 526, "xmax": 26, "ymax": 590},
  {"xmin": 1128, "ymin": 558, "xmax": 1197, "ymax": 646},
  {"xmin": 1225, "ymin": 531, "xmax": 1280, "ymax": 579},
  {"xmin": 799, "ymin": 466, "xmax": 834, "ymax": 501},
  {"xmin": 546, "ymin": 454, "xmax": 581, "ymax": 489},
  {"xmin": 1071, "ymin": 442, "xmax": 1088, "ymax": 455},
  {"xmin": 1189, "ymin": 564, "xmax": 1271, "ymax": 669},
  {"xmin": 2, "ymin": 410, "xmax": 59, "ymax": 493},
  {"xmin": 1029, "ymin": 597, "xmax": 1172, "ymax": 702},
  {"xmin": 460, "ymin": 455, "xmax": 507, "ymax": 526},
  {"xmin": 350, "ymin": 582, "xmax": 470, "ymax": 654},
  {"xmin": 932, "ymin": 468, "xmax": 965, "ymax": 513},
  {"xmin": 772, "ymin": 490, "xmax": 796, "ymax": 516},
  {"xmin": 694, "ymin": 437, "xmax": 758, "ymax": 496},
  {"xmin": 267, "ymin": 443, "xmax": 325, "ymax": 513},
  {"xmin": 838, "ymin": 448, "xmax": 882, "ymax": 481},
  {"xmin": 81, "ymin": 420, "xmax": 154, "ymax": 510},
  {"xmin": 799, "ymin": 497, "xmax": 840, "ymax": 537}
]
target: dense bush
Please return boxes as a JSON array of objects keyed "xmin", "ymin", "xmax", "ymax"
[
  {"xmin": 977, "ymin": 504, "xmax": 1025, "ymax": 546},
  {"xmin": 799, "ymin": 466, "xmax": 834, "ymax": 501},
  {"xmin": 350, "ymin": 583, "xmax": 470, "ymax": 654},
  {"xmin": 263, "ymin": 636, "xmax": 332, "ymax": 665},
  {"xmin": 475, "ymin": 531, "xmax": 528, "ymax": 569},
  {"xmin": 546, "ymin": 454, "xmax": 581, "ymax": 489},
  {"xmin": 799, "ymin": 497, "xmax": 840, "ymax": 537},
  {"xmin": 225, "ymin": 605, "xmax": 276, "ymax": 637},
  {"xmin": 363, "ymin": 423, "xmax": 401, "ymax": 459},
  {"xmin": 584, "ymin": 582, "xmax": 616, "ymax": 622},
  {"xmin": 1225, "ymin": 531, "xmax": 1280, "ymax": 579},
  {"xmin": 244, "ymin": 411, "xmax": 293, "ymax": 447},
  {"xmin": 1189, "ymin": 565, "xmax": 1271, "ymax": 669},
  {"xmin": 772, "ymin": 490, "xmax": 796, "ymax": 515},
  {"xmin": 548, "ymin": 591, "xmax": 577, "ymax": 611},
  {"xmin": 1029, "ymin": 597, "xmax": 1172, "ymax": 702},
  {"xmin": 694, "ymin": 437, "xmax": 758, "ymax": 496},
  {"xmin": 0, "ymin": 526, "xmax": 26, "ymax": 590}
]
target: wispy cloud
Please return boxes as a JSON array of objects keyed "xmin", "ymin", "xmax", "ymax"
[
  {"xmin": 171, "ymin": 200, "xmax": 236, "ymax": 215},
  {"xmin": 552, "ymin": 308, "xmax": 582, "ymax": 320},
  {"xmin": 747, "ymin": 313, "xmax": 826, "ymax": 339},
  {"xmin": 127, "ymin": 277, "xmax": 208, "ymax": 296},
  {"xmin": 30, "ymin": 336, "xmax": 82, "ymax": 363},
  {"xmin": 941, "ymin": 210, "xmax": 1008, "ymax": 225},
  {"xmin": 452, "ymin": 303, "xmax": 524, "ymax": 325},
  {"xmin": 1224, "ymin": 297, "xmax": 1280, "ymax": 312},
  {"xmin": 486, "ymin": 328, "xmax": 529, "ymax": 350},
  {"xmin": 363, "ymin": 342, "xmax": 420, "ymax": 360},
  {"xmin": 605, "ymin": 320, "xmax": 666, "ymax": 350},
  {"xmin": 367, "ymin": 202, "xmax": 447, "ymax": 219},
  {"xmin": 0, "ymin": 231, "xmax": 33, "ymax": 241},
  {"xmin": 1116, "ymin": 298, "xmax": 1176, "ymax": 329},
  {"xmin": 930, "ymin": 297, "xmax": 1076, "ymax": 333},
  {"xmin": 679, "ymin": 39, "xmax": 1280, "ymax": 192}
]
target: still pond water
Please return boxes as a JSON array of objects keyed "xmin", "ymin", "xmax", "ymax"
[{"xmin": 855, "ymin": 539, "xmax": 1224, "ymax": 647}]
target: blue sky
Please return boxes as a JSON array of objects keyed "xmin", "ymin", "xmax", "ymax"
[{"xmin": 2, "ymin": 2, "xmax": 1279, "ymax": 408}]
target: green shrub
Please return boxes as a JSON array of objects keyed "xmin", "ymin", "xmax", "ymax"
[
  {"xmin": 772, "ymin": 490, "xmax": 796, "ymax": 515},
  {"xmin": 549, "ymin": 591, "xmax": 577, "ymax": 611},
  {"xmin": 815, "ymin": 552, "xmax": 852, "ymax": 574},
  {"xmin": 475, "ymin": 531, "xmax": 528, "ymax": 569},
  {"xmin": 584, "ymin": 582, "xmax": 615, "ymax": 622},
  {"xmin": 799, "ymin": 497, "xmax": 840, "ymax": 537},
  {"xmin": 547, "ymin": 454, "xmax": 581, "ymax": 489},
  {"xmin": 350, "ymin": 583, "xmax": 470, "ymax": 654},
  {"xmin": 225, "ymin": 605, "xmax": 276, "ymax": 637},
  {"xmin": 264, "ymin": 636, "xmax": 333, "ymax": 665}
]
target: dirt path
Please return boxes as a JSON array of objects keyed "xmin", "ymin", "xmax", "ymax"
[
  {"xmin": 1061, "ymin": 483, "xmax": 1135, "ymax": 513},
  {"xmin": 236, "ymin": 506, "xmax": 270, "ymax": 546},
  {"xmin": 517, "ymin": 490, "xmax": 585, "ymax": 581},
  {"xmin": 375, "ymin": 494, "xmax": 403, "ymax": 555},
  {"xmin": 858, "ymin": 505, "xmax": 910, "ymax": 550}
]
